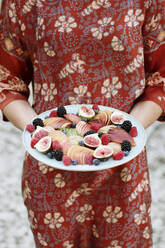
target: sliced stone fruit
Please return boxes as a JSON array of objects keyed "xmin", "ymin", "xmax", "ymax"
[
  {"xmin": 34, "ymin": 136, "xmax": 52, "ymax": 153},
  {"xmin": 76, "ymin": 121, "xmax": 92, "ymax": 136},
  {"xmin": 111, "ymin": 111, "xmax": 126, "ymax": 124},
  {"xmin": 44, "ymin": 117, "xmax": 72, "ymax": 129},
  {"xmin": 78, "ymin": 105, "xmax": 95, "ymax": 119},
  {"xmin": 84, "ymin": 133, "xmax": 101, "ymax": 148},
  {"xmin": 99, "ymin": 125, "xmax": 116, "ymax": 134},
  {"xmin": 108, "ymin": 127, "xmax": 136, "ymax": 146},
  {"xmin": 64, "ymin": 113, "xmax": 81, "ymax": 124},
  {"xmin": 93, "ymin": 145, "xmax": 113, "ymax": 159},
  {"xmin": 107, "ymin": 142, "xmax": 121, "ymax": 155}
]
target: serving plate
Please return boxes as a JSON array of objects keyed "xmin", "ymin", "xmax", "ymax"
[{"xmin": 23, "ymin": 104, "xmax": 147, "ymax": 171}]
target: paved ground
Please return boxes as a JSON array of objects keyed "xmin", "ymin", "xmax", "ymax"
[{"xmin": 0, "ymin": 120, "xmax": 165, "ymax": 248}]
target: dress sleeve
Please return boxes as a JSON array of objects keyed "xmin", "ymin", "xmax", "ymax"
[
  {"xmin": 140, "ymin": 0, "xmax": 165, "ymax": 120},
  {"xmin": 0, "ymin": 0, "xmax": 33, "ymax": 113}
]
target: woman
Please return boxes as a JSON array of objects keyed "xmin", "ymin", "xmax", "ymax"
[{"xmin": 0, "ymin": 0, "xmax": 165, "ymax": 247}]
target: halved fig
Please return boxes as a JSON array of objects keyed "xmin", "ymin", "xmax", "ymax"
[
  {"xmin": 34, "ymin": 136, "xmax": 52, "ymax": 153},
  {"xmin": 84, "ymin": 133, "xmax": 101, "ymax": 148},
  {"xmin": 93, "ymin": 145, "xmax": 113, "ymax": 159},
  {"xmin": 32, "ymin": 126, "xmax": 49, "ymax": 140},
  {"xmin": 79, "ymin": 106, "xmax": 95, "ymax": 119},
  {"xmin": 111, "ymin": 111, "xmax": 126, "ymax": 124}
]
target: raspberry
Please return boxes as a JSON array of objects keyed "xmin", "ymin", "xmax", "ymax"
[
  {"xmin": 52, "ymin": 140, "xmax": 62, "ymax": 150},
  {"xmin": 62, "ymin": 155, "xmax": 72, "ymax": 166},
  {"xmin": 31, "ymin": 138, "xmax": 39, "ymax": 148},
  {"xmin": 113, "ymin": 151, "xmax": 124, "ymax": 160},
  {"xmin": 92, "ymin": 104, "xmax": 100, "ymax": 111},
  {"xmin": 49, "ymin": 110, "xmax": 57, "ymax": 117},
  {"xmin": 26, "ymin": 124, "xmax": 35, "ymax": 133},
  {"xmin": 101, "ymin": 134, "xmax": 110, "ymax": 145},
  {"xmin": 129, "ymin": 126, "xmax": 138, "ymax": 137},
  {"xmin": 91, "ymin": 122, "xmax": 101, "ymax": 132}
]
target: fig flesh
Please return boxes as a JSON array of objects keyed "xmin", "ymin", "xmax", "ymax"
[
  {"xmin": 79, "ymin": 106, "xmax": 95, "ymax": 119},
  {"xmin": 93, "ymin": 145, "xmax": 113, "ymax": 159},
  {"xmin": 34, "ymin": 136, "xmax": 52, "ymax": 153},
  {"xmin": 84, "ymin": 133, "xmax": 101, "ymax": 148},
  {"xmin": 111, "ymin": 111, "xmax": 126, "ymax": 124}
]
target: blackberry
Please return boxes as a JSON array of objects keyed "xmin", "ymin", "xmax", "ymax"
[
  {"xmin": 120, "ymin": 120, "xmax": 132, "ymax": 132},
  {"xmin": 121, "ymin": 140, "xmax": 131, "ymax": 152},
  {"xmin": 53, "ymin": 149, "xmax": 63, "ymax": 161},
  {"xmin": 32, "ymin": 118, "xmax": 44, "ymax": 128},
  {"xmin": 57, "ymin": 105, "xmax": 67, "ymax": 117},
  {"xmin": 83, "ymin": 130, "xmax": 96, "ymax": 137}
]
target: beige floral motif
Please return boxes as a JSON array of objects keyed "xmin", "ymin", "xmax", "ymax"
[
  {"xmin": 41, "ymin": 83, "xmax": 57, "ymax": 101},
  {"xmin": 44, "ymin": 212, "xmax": 65, "ymax": 229},
  {"xmin": 111, "ymin": 36, "xmax": 124, "ymax": 51},
  {"xmin": 124, "ymin": 47, "xmax": 144, "ymax": 74},
  {"xmin": 129, "ymin": 172, "xmax": 149, "ymax": 202},
  {"xmin": 134, "ymin": 203, "xmax": 147, "ymax": 225},
  {"xmin": 54, "ymin": 173, "xmax": 66, "ymax": 188},
  {"xmin": 103, "ymin": 206, "xmax": 123, "ymax": 223},
  {"xmin": 55, "ymin": 16, "xmax": 77, "ymax": 33},
  {"xmin": 44, "ymin": 42, "xmax": 55, "ymax": 57},
  {"xmin": 91, "ymin": 17, "xmax": 115, "ymax": 40},
  {"xmin": 34, "ymin": 82, "xmax": 41, "ymax": 94},
  {"xmin": 38, "ymin": 162, "xmax": 54, "ymax": 174},
  {"xmin": 18, "ymin": 20, "xmax": 26, "ymax": 36},
  {"xmin": 65, "ymin": 189, "xmax": 80, "ymax": 208},
  {"xmin": 101, "ymin": 77, "xmax": 122, "ymax": 98},
  {"xmin": 124, "ymin": 9, "xmax": 144, "ymax": 27},
  {"xmin": 0, "ymin": 65, "xmax": 10, "ymax": 81},
  {"xmin": 135, "ymin": 79, "xmax": 145, "ymax": 98},
  {"xmin": 36, "ymin": 17, "xmax": 45, "ymax": 40},
  {"xmin": 59, "ymin": 53, "xmax": 86, "ymax": 79},
  {"xmin": 145, "ymin": 14, "xmax": 161, "ymax": 32},
  {"xmin": 37, "ymin": 0, "xmax": 46, "ymax": 8},
  {"xmin": 144, "ymin": 0, "xmax": 152, "ymax": 9},
  {"xmin": 92, "ymin": 224, "xmax": 99, "ymax": 238},
  {"xmin": 23, "ymin": 0, "xmax": 35, "ymax": 14},
  {"xmin": 69, "ymin": 85, "xmax": 92, "ymax": 104},
  {"xmin": 0, "ymin": 77, "xmax": 28, "ymax": 93},
  {"xmin": 37, "ymin": 232, "xmax": 48, "ymax": 247},
  {"xmin": 143, "ymin": 226, "xmax": 150, "ymax": 239},
  {"xmin": 81, "ymin": 0, "xmax": 111, "ymax": 16},
  {"xmin": 76, "ymin": 204, "xmax": 95, "ymax": 223},
  {"xmin": 120, "ymin": 167, "xmax": 132, "ymax": 182},
  {"xmin": 146, "ymin": 72, "xmax": 165, "ymax": 91},
  {"xmin": 9, "ymin": 3, "xmax": 17, "ymax": 23},
  {"xmin": 107, "ymin": 240, "xmax": 122, "ymax": 248},
  {"xmin": 63, "ymin": 241, "xmax": 74, "ymax": 248},
  {"xmin": 23, "ymin": 181, "xmax": 31, "ymax": 201},
  {"xmin": 28, "ymin": 210, "xmax": 38, "ymax": 229}
]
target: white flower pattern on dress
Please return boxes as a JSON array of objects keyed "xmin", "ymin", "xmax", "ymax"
[
  {"xmin": 55, "ymin": 16, "xmax": 77, "ymax": 33},
  {"xmin": 91, "ymin": 17, "xmax": 115, "ymax": 40},
  {"xmin": 124, "ymin": 9, "xmax": 144, "ymax": 27},
  {"xmin": 69, "ymin": 85, "xmax": 92, "ymax": 104},
  {"xmin": 111, "ymin": 36, "xmax": 124, "ymax": 51},
  {"xmin": 107, "ymin": 240, "xmax": 122, "ymax": 248},
  {"xmin": 54, "ymin": 173, "xmax": 66, "ymax": 188},
  {"xmin": 9, "ymin": 3, "xmax": 17, "ymax": 23},
  {"xmin": 76, "ymin": 204, "xmax": 95, "ymax": 223},
  {"xmin": 103, "ymin": 206, "xmax": 123, "ymax": 223},
  {"xmin": 41, "ymin": 83, "xmax": 57, "ymax": 101},
  {"xmin": 44, "ymin": 212, "xmax": 65, "ymax": 229},
  {"xmin": 37, "ymin": 232, "xmax": 48, "ymax": 247},
  {"xmin": 101, "ymin": 77, "xmax": 122, "ymax": 98}
]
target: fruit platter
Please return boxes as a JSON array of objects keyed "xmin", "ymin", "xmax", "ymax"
[{"xmin": 23, "ymin": 104, "xmax": 147, "ymax": 171}]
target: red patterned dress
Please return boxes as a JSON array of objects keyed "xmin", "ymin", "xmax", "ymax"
[{"xmin": 0, "ymin": 0, "xmax": 165, "ymax": 247}]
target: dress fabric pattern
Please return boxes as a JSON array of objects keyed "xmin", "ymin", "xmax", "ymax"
[{"xmin": 0, "ymin": 0, "xmax": 165, "ymax": 247}]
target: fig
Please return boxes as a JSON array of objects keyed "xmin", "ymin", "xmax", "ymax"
[
  {"xmin": 79, "ymin": 105, "xmax": 95, "ymax": 119},
  {"xmin": 32, "ymin": 126, "xmax": 49, "ymax": 140},
  {"xmin": 84, "ymin": 133, "xmax": 101, "ymax": 148},
  {"xmin": 111, "ymin": 111, "xmax": 126, "ymax": 124},
  {"xmin": 93, "ymin": 145, "xmax": 113, "ymax": 159},
  {"xmin": 34, "ymin": 136, "xmax": 52, "ymax": 153}
]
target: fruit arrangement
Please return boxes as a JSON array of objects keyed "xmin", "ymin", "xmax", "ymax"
[{"xmin": 25, "ymin": 105, "xmax": 138, "ymax": 167}]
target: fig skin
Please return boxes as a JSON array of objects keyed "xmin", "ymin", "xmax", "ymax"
[
  {"xmin": 93, "ymin": 145, "xmax": 113, "ymax": 159},
  {"xmin": 34, "ymin": 136, "xmax": 52, "ymax": 153},
  {"xmin": 111, "ymin": 111, "xmax": 126, "ymax": 125},
  {"xmin": 84, "ymin": 134, "xmax": 101, "ymax": 149}
]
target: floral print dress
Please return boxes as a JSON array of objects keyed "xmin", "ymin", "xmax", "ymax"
[{"xmin": 0, "ymin": 0, "xmax": 165, "ymax": 247}]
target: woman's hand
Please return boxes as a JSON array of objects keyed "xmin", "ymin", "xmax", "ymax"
[
  {"xmin": 130, "ymin": 100, "xmax": 163, "ymax": 129},
  {"xmin": 3, "ymin": 100, "xmax": 37, "ymax": 131}
]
